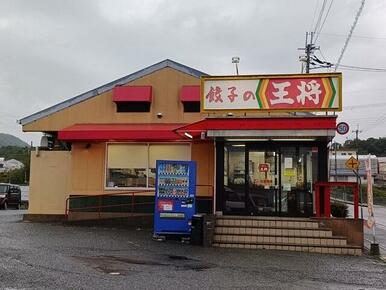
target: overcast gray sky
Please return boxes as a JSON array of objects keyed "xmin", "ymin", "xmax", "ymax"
[{"xmin": 0, "ymin": 0, "xmax": 385, "ymax": 145}]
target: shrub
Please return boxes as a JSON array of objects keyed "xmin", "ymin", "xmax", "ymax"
[{"xmin": 331, "ymin": 202, "xmax": 348, "ymax": 218}]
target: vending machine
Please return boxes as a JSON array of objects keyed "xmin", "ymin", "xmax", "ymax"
[{"xmin": 154, "ymin": 160, "xmax": 196, "ymax": 236}]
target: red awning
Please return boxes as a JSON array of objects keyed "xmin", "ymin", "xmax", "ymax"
[
  {"xmin": 58, "ymin": 124, "xmax": 185, "ymax": 141},
  {"xmin": 176, "ymin": 117, "xmax": 337, "ymax": 132},
  {"xmin": 180, "ymin": 85, "xmax": 200, "ymax": 102},
  {"xmin": 112, "ymin": 86, "xmax": 152, "ymax": 102},
  {"xmin": 175, "ymin": 116, "xmax": 337, "ymax": 139}
]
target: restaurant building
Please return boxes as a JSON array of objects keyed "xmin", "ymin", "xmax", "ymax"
[
  {"xmin": 20, "ymin": 60, "xmax": 366, "ymax": 255},
  {"xmin": 19, "ymin": 59, "xmax": 342, "ymax": 219}
]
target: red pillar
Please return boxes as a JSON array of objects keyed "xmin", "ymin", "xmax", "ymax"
[{"xmin": 324, "ymin": 186, "xmax": 331, "ymax": 218}]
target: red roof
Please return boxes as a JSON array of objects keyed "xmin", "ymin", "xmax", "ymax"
[
  {"xmin": 112, "ymin": 86, "xmax": 152, "ymax": 102},
  {"xmin": 180, "ymin": 85, "xmax": 200, "ymax": 102},
  {"xmin": 58, "ymin": 124, "xmax": 185, "ymax": 141}
]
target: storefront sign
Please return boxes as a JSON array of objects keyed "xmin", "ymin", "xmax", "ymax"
[
  {"xmin": 259, "ymin": 163, "xmax": 270, "ymax": 172},
  {"xmin": 284, "ymin": 168, "xmax": 295, "ymax": 177},
  {"xmin": 201, "ymin": 73, "xmax": 342, "ymax": 112},
  {"xmin": 284, "ymin": 157, "xmax": 293, "ymax": 169}
]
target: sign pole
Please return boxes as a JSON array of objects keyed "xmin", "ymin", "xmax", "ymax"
[{"xmin": 346, "ymin": 156, "xmax": 362, "ymax": 219}]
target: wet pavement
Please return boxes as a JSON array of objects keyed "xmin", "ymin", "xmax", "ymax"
[
  {"xmin": 348, "ymin": 204, "xmax": 386, "ymax": 258},
  {"xmin": 0, "ymin": 210, "xmax": 386, "ymax": 290}
]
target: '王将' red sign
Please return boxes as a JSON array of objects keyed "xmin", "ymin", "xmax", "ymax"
[{"xmin": 201, "ymin": 73, "xmax": 342, "ymax": 112}]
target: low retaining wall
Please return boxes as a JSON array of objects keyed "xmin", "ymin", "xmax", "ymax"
[{"xmin": 315, "ymin": 218, "xmax": 364, "ymax": 248}]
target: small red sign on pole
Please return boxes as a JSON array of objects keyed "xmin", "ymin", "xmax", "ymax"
[{"xmin": 259, "ymin": 163, "xmax": 270, "ymax": 172}]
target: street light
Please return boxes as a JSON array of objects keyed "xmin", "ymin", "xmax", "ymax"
[{"xmin": 232, "ymin": 57, "xmax": 240, "ymax": 75}]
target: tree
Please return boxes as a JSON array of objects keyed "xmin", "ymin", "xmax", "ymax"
[
  {"xmin": 343, "ymin": 137, "xmax": 386, "ymax": 156},
  {"xmin": 0, "ymin": 146, "xmax": 30, "ymax": 184}
]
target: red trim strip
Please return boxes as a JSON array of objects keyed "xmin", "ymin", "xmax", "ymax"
[
  {"xmin": 58, "ymin": 124, "xmax": 184, "ymax": 141},
  {"xmin": 176, "ymin": 117, "xmax": 337, "ymax": 132}
]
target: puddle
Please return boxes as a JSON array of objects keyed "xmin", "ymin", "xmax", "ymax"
[
  {"xmin": 168, "ymin": 255, "xmax": 191, "ymax": 261},
  {"xmin": 73, "ymin": 255, "xmax": 215, "ymax": 275}
]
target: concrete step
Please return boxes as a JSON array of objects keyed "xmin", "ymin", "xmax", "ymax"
[
  {"xmin": 213, "ymin": 234, "xmax": 347, "ymax": 246},
  {"xmin": 216, "ymin": 218, "xmax": 319, "ymax": 229},
  {"xmin": 215, "ymin": 226, "xmax": 333, "ymax": 237},
  {"xmin": 213, "ymin": 242, "xmax": 362, "ymax": 256}
]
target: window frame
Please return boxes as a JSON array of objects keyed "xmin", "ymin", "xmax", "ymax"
[{"xmin": 104, "ymin": 142, "xmax": 192, "ymax": 191}]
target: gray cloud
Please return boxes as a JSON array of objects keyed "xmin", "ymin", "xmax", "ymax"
[{"xmin": 0, "ymin": 0, "xmax": 385, "ymax": 145}]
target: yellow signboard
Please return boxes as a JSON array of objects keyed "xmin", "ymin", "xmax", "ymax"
[
  {"xmin": 284, "ymin": 168, "xmax": 296, "ymax": 177},
  {"xmin": 201, "ymin": 73, "xmax": 342, "ymax": 113},
  {"xmin": 345, "ymin": 156, "xmax": 360, "ymax": 170}
]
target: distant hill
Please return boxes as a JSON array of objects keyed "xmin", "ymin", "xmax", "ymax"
[{"xmin": 0, "ymin": 133, "xmax": 29, "ymax": 147}]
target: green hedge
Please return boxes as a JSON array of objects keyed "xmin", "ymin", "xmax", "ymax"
[{"xmin": 331, "ymin": 202, "xmax": 348, "ymax": 218}]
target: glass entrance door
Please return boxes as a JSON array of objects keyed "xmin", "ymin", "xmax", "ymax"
[
  {"xmin": 222, "ymin": 142, "xmax": 318, "ymax": 216},
  {"xmin": 223, "ymin": 143, "xmax": 246, "ymax": 215},
  {"xmin": 247, "ymin": 149, "xmax": 278, "ymax": 215},
  {"xmin": 280, "ymin": 147, "xmax": 315, "ymax": 216}
]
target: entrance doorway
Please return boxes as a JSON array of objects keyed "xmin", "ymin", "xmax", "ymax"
[
  {"xmin": 222, "ymin": 142, "xmax": 321, "ymax": 217},
  {"xmin": 247, "ymin": 148, "xmax": 278, "ymax": 215}
]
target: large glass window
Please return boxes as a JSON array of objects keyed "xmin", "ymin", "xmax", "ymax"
[
  {"xmin": 106, "ymin": 143, "xmax": 190, "ymax": 188},
  {"xmin": 107, "ymin": 144, "xmax": 148, "ymax": 188},
  {"xmin": 148, "ymin": 144, "xmax": 191, "ymax": 187}
]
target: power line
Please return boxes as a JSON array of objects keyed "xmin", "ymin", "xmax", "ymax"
[
  {"xmin": 309, "ymin": 53, "xmax": 386, "ymax": 72},
  {"xmin": 319, "ymin": 32, "xmax": 386, "ymax": 41},
  {"xmin": 361, "ymin": 113, "xmax": 386, "ymax": 132},
  {"xmin": 344, "ymin": 102, "xmax": 386, "ymax": 110},
  {"xmin": 299, "ymin": 32, "xmax": 319, "ymax": 73},
  {"xmin": 341, "ymin": 64, "xmax": 386, "ymax": 70},
  {"xmin": 314, "ymin": 0, "xmax": 334, "ymax": 43},
  {"xmin": 338, "ymin": 66, "xmax": 386, "ymax": 73},
  {"xmin": 313, "ymin": 0, "xmax": 327, "ymax": 34},
  {"xmin": 310, "ymin": 0, "xmax": 321, "ymax": 32},
  {"xmin": 334, "ymin": 0, "xmax": 366, "ymax": 72}
]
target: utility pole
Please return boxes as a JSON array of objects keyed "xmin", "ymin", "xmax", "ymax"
[
  {"xmin": 299, "ymin": 32, "xmax": 319, "ymax": 74},
  {"xmin": 353, "ymin": 124, "xmax": 363, "ymax": 218},
  {"xmin": 353, "ymin": 124, "xmax": 363, "ymax": 164}
]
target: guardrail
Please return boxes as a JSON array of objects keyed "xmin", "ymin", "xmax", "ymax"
[
  {"xmin": 64, "ymin": 184, "xmax": 214, "ymax": 221},
  {"xmin": 314, "ymin": 181, "xmax": 359, "ymax": 219}
]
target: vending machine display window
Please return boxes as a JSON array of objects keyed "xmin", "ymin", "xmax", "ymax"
[{"xmin": 154, "ymin": 160, "xmax": 196, "ymax": 236}]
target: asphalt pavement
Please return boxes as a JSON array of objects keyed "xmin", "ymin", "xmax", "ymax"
[{"xmin": 0, "ymin": 210, "xmax": 386, "ymax": 290}]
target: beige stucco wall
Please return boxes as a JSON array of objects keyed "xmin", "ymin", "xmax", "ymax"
[
  {"xmin": 28, "ymin": 151, "xmax": 71, "ymax": 215},
  {"xmin": 71, "ymin": 142, "xmax": 106, "ymax": 194},
  {"xmin": 24, "ymin": 66, "xmax": 215, "ymax": 215},
  {"xmin": 23, "ymin": 67, "xmax": 204, "ymax": 132},
  {"xmin": 70, "ymin": 141, "xmax": 215, "ymax": 198},
  {"xmin": 192, "ymin": 141, "xmax": 215, "ymax": 197}
]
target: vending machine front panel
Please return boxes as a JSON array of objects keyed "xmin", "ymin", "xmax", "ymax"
[{"xmin": 154, "ymin": 160, "xmax": 196, "ymax": 235}]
